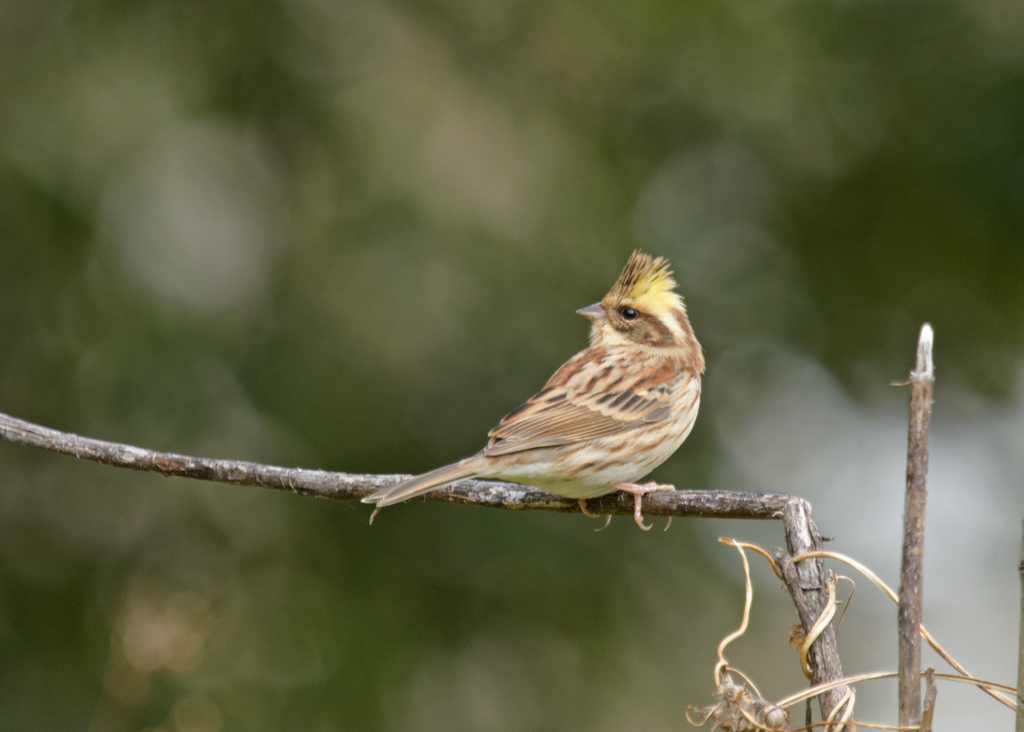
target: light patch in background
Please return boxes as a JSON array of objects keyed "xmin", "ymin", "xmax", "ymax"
[
  {"xmin": 668, "ymin": 15, "xmax": 892, "ymax": 181},
  {"xmin": 208, "ymin": 561, "xmax": 332, "ymax": 689},
  {"xmin": 0, "ymin": 8, "xmax": 204, "ymax": 204},
  {"xmin": 969, "ymin": 0, "xmax": 1024, "ymax": 60},
  {"xmin": 310, "ymin": 246, "xmax": 480, "ymax": 381},
  {"xmin": 634, "ymin": 144, "xmax": 821, "ymax": 351},
  {"xmin": 0, "ymin": 0, "xmax": 74, "ymax": 74},
  {"xmin": 635, "ymin": 144, "xmax": 778, "ymax": 253},
  {"xmin": 288, "ymin": 0, "xmax": 566, "ymax": 243},
  {"xmin": 171, "ymin": 694, "xmax": 223, "ymax": 732},
  {"xmin": 394, "ymin": 634, "xmax": 583, "ymax": 732},
  {"xmin": 102, "ymin": 120, "xmax": 282, "ymax": 313},
  {"xmin": 417, "ymin": 84, "xmax": 563, "ymax": 242},
  {"xmin": 705, "ymin": 342, "xmax": 1024, "ymax": 730},
  {"xmin": 399, "ymin": 643, "xmax": 542, "ymax": 732}
]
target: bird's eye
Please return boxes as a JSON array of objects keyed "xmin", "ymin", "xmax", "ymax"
[{"xmin": 620, "ymin": 307, "xmax": 639, "ymax": 320}]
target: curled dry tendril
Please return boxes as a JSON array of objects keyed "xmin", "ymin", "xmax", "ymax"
[{"xmin": 685, "ymin": 538, "xmax": 1018, "ymax": 732}]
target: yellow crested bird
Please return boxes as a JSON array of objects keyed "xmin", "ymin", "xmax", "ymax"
[{"xmin": 362, "ymin": 250, "xmax": 704, "ymax": 529}]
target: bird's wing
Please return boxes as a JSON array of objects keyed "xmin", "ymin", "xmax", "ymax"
[{"xmin": 483, "ymin": 347, "xmax": 682, "ymax": 457}]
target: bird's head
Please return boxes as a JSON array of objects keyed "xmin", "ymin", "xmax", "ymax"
[{"xmin": 576, "ymin": 250, "xmax": 704, "ymax": 371}]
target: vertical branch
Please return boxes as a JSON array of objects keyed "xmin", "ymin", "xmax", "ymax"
[
  {"xmin": 920, "ymin": 668, "xmax": 937, "ymax": 732},
  {"xmin": 898, "ymin": 323, "xmax": 934, "ymax": 729},
  {"xmin": 1017, "ymin": 520, "xmax": 1024, "ymax": 732},
  {"xmin": 777, "ymin": 499, "xmax": 848, "ymax": 725}
]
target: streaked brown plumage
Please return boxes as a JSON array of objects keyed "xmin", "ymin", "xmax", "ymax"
[{"xmin": 362, "ymin": 250, "xmax": 704, "ymax": 529}]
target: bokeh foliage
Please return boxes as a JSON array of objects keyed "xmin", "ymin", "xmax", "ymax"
[{"xmin": 1, "ymin": 0, "xmax": 1023, "ymax": 729}]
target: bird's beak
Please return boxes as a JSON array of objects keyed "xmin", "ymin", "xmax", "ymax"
[{"xmin": 575, "ymin": 302, "xmax": 607, "ymax": 321}]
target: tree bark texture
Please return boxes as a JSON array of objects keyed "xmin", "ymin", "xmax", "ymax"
[
  {"xmin": 776, "ymin": 499, "xmax": 849, "ymax": 727},
  {"xmin": 899, "ymin": 324, "xmax": 934, "ymax": 729}
]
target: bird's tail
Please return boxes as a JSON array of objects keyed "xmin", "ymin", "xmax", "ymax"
[{"xmin": 361, "ymin": 455, "xmax": 486, "ymax": 511}]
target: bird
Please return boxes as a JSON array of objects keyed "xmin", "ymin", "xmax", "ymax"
[{"xmin": 362, "ymin": 250, "xmax": 705, "ymax": 530}]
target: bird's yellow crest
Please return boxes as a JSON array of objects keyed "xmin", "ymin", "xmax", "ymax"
[{"xmin": 604, "ymin": 250, "xmax": 683, "ymax": 313}]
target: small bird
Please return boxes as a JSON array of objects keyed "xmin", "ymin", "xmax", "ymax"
[{"xmin": 362, "ymin": 250, "xmax": 705, "ymax": 529}]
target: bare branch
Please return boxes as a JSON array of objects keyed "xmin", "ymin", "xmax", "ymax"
[
  {"xmin": 0, "ymin": 409, "xmax": 848, "ymax": 713},
  {"xmin": 0, "ymin": 411, "xmax": 790, "ymax": 519},
  {"xmin": 899, "ymin": 323, "xmax": 934, "ymax": 728},
  {"xmin": 776, "ymin": 499, "xmax": 849, "ymax": 727}
]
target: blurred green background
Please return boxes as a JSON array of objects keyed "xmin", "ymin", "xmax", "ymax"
[{"xmin": 1, "ymin": 0, "xmax": 1023, "ymax": 730}]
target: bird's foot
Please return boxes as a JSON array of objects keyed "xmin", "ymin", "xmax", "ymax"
[
  {"xmin": 613, "ymin": 481, "xmax": 674, "ymax": 531},
  {"xmin": 578, "ymin": 498, "xmax": 613, "ymax": 532}
]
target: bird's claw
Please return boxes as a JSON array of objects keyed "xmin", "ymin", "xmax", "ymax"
[
  {"xmin": 635, "ymin": 503, "xmax": 653, "ymax": 530},
  {"xmin": 614, "ymin": 481, "xmax": 674, "ymax": 532},
  {"xmin": 579, "ymin": 498, "xmax": 612, "ymax": 532}
]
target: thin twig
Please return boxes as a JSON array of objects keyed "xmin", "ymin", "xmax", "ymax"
[
  {"xmin": 777, "ymin": 671, "xmax": 897, "ymax": 709},
  {"xmin": 0, "ymin": 411, "xmax": 791, "ymax": 519},
  {"xmin": 776, "ymin": 500, "xmax": 849, "ymax": 728},
  {"xmin": 899, "ymin": 323, "xmax": 934, "ymax": 728},
  {"xmin": 720, "ymin": 538, "xmax": 785, "ymax": 580},
  {"xmin": 777, "ymin": 669, "xmax": 1017, "ymax": 709},
  {"xmin": 715, "ymin": 539, "xmax": 755, "ymax": 685}
]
